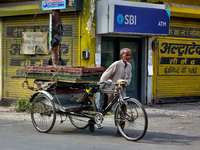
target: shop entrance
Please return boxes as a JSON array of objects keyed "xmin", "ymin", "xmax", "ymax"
[{"xmin": 101, "ymin": 36, "xmax": 142, "ymax": 100}]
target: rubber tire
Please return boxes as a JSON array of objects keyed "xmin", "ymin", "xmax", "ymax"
[
  {"xmin": 69, "ymin": 97, "xmax": 97, "ymax": 129},
  {"xmin": 114, "ymin": 98, "xmax": 148, "ymax": 141},
  {"xmin": 69, "ymin": 114, "xmax": 89, "ymax": 129},
  {"xmin": 55, "ymin": 23, "xmax": 63, "ymax": 36},
  {"xmin": 31, "ymin": 94, "xmax": 56, "ymax": 133}
]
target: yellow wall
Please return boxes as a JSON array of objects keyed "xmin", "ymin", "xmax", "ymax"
[
  {"xmin": 79, "ymin": 0, "xmax": 97, "ymax": 67},
  {"xmin": 150, "ymin": 0, "xmax": 200, "ymax": 6},
  {"xmin": 129, "ymin": 0, "xmax": 200, "ymax": 5}
]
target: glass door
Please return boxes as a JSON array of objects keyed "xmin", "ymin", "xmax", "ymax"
[
  {"xmin": 101, "ymin": 36, "xmax": 142, "ymax": 100},
  {"xmin": 119, "ymin": 38, "xmax": 141, "ymax": 99}
]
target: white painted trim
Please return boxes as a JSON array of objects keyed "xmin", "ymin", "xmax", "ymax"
[
  {"xmin": 0, "ymin": 18, "xmax": 1, "ymax": 101},
  {"xmin": 108, "ymin": 4, "xmax": 114, "ymax": 33},
  {"xmin": 147, "ymin": 37, "xmax": 153, "ymax": 104}
]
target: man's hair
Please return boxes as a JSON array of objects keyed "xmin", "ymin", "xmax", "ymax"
[{"xmin": 120, "ymin": 48, "xmax": 131, "ymax": 56}]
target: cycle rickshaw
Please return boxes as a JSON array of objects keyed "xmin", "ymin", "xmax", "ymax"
[{"xmin": 13, "ymin": 66, "xmax": 148, "ymax": 141}]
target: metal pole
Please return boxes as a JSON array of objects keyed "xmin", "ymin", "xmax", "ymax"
[{"xmin": 51, "ymin": 10, "xmax": 61, "ymax": 66}]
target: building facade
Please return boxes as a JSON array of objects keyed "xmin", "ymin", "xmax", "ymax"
[
  {"xmin": 1, "ymin": 0, "xmax": 200, "ymax": 105},
  {"xmin": 0, "ymin": 0, "xmax": 82, "ymax": 104}
]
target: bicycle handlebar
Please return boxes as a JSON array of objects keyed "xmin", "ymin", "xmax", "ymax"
[{"xmin": 100, "ymin": 79, "xmax": 126, "ymax": 85}]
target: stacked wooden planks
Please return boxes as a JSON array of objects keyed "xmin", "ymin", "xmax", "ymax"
[{"xmin": 12, "ymin": 66, "xmax": 105, "ymax": 83}]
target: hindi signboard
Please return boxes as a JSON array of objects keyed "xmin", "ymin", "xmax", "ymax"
[
  {"xmin": 42, "ymin": 0, "xmax": 66, "ymax": 10},
  {"xmin": 21, "ymin": 32, "xmax": 48, "ymax": 55},
  {"xmin": 158, "ymin": 38, "xmax": 200, "ymax": 75}
]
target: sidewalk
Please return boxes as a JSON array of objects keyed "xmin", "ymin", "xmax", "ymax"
[
  {"xmin": 1, "ymin": 101, "xmax": 200, "ymax": 122},
  {"xmin": 0, "ymin": 104, "xmax": 31, "ymax": 121},
  {"xmin": 1, "ymin": 100, "xmax": 200, "ymax": 109},
  {"xmin": 1, "ymin": 101, "xmax": 200, "ymax": 123},
  {"xmin": 1, "ymin": 100, "xmax": 200, "ymax": 113},
  {"xmin": 0, "ymin": 105, "xmax": 15, "ymax": 113}
]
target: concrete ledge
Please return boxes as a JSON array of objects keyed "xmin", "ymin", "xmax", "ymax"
[{"xmin": 165, "ymin": 2, "xmax": 200, "ymax": 19}]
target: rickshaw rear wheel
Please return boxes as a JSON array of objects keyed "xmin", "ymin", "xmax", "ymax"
[
  {"xmin": 69, "ymin": 97, "xmax": 97, "ymax": 129},
  {"xmin": 31, "ymin": 93, "xmax": 56, "ymax": 133}
]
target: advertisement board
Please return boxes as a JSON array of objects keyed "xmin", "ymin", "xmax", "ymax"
[{"xmin": 42, "ymin": 0, "xmax": 66, "ymax": 10}]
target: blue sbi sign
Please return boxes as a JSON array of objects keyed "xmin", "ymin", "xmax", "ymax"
[
  {"xmin": 117, "ymin": 14, "xmax": 136, "ymax": 25},
  {"xmin": 114, "ymin": 5, "xmax": 170, "ymax": 35}
]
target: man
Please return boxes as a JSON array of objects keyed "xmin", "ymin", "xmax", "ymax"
[
  {"xmin": 100, "ymin": 48, "xmax": 132, "ymax": 104},
  {"xmin": 99, "ymin": 48, "xmax": 132, "ymax": 135}
]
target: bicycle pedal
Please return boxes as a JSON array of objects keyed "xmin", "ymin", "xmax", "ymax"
[
  {"xmin": 95, "ymin": 124, "xmax": 103, "ymax": 129},
  {"xmin": 94, "ymin": 113, "xmax": 104, "ymax": 125}
]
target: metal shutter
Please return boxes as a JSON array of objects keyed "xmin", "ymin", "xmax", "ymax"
[
  {"xmin": 155, "ymin": 17, "xmax": 200, "ymax": 102},
  {"xmin": 2, "ymin": 12, "xmax": 79, "ymax": 101}
]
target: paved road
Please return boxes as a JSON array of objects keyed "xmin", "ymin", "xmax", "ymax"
[{"xmin": 0, "ymin": 102, "xmax": 200, "ymax": 150}]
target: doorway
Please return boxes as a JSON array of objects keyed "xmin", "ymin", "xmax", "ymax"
[{"xmin": 101, "ymin": 36, "xmax": 142, "ymax": 100}]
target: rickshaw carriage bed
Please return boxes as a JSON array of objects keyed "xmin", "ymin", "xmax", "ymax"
[{"xmin": 12, "ymin": 66, "xmax": 105, "ymax": 83}]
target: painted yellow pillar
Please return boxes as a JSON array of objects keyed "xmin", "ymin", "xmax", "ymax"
[{"xmin": 79, "ymin": 0, "xmax": 97, "ymax": 67}]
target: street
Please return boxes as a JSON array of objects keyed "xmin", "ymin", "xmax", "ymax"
[{"xmin": 0, "ymin": 102, "xmax": 200, "ymax": 150}]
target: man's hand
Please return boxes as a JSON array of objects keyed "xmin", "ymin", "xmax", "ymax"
[{"xmin": 117, "ymin": 79, "xmax": 127, "ymax": 83}]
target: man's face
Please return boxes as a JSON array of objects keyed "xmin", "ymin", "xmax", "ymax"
[{"xmin": 121, "ymin": 50, "xmax": 132, "ymax": 64}]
